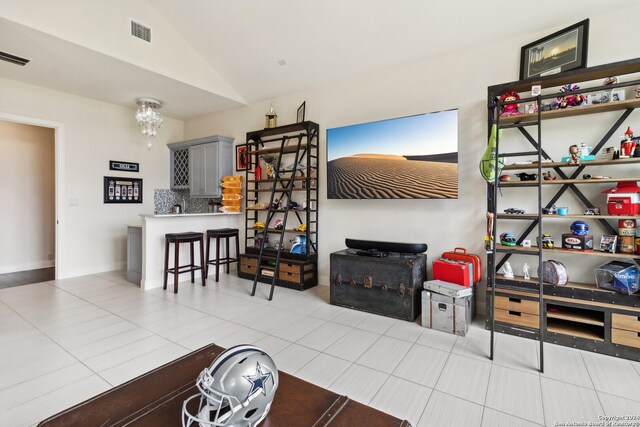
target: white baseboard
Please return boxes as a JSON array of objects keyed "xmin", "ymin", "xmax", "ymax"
[
  {"xmin": 0, "ymin": 260, "xmax": 54, "ymax": 274},
  {"xmin": 63, "ymin": 262, "xmax": 126, "ymax": 280}
]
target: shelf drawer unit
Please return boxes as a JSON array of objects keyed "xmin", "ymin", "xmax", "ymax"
[
  {"xmin": 278, "ymin": 261, "xmax": 315, "ymax": 283},
  {"xmin": 238, "ymin": 253, "xmax": 317, "ymax": 291},
  {"xmin": 494, "ymin": 308, "xmax": 540, "ymax": 330},
  {"xmin": 495, "ymin": 295, "xmax": 539, "ymax": 316},
  {"xmin": 612, "ymin": 313, "xmax": 640, "ymax": 332},
  {"xmin": 611, "ymin": 329, "xmax": 640, "ymax": 349},
  {"xmin": 612, "ymin": 313, "xmax": 640, "ymax": 349}
]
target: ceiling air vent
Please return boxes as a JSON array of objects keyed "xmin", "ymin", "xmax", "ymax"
[
  {"xmin": 0, "ymin": 50, "xmax": 30, "ymax": 66},
  {"xmin": 131, "ymin": 20, "xmax": 151, "ymax": 43}
]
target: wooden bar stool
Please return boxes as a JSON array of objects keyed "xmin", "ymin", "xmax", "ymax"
[
  {"xmin": 205, "ymin": 228, "xmax": 240, "ymax": 282},
  {"xmin": 163, "ymin": 232, "xmax": 205, "ymax": 293}
]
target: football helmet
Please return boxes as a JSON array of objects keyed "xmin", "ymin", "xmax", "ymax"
[
  {"xmin": 290, "ymin": 235, "xmax": 307, "ymax": 254},
  {"xmin": 182, "ymin": 345, "xmax": 279, "ymax": 427}
]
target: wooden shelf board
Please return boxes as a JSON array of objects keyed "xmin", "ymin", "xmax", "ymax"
[
  {"xmin": 498, "ymin": 98, "xmax": 640, "ymax": 125},
  {"xmin": 503, "ymin": 157, "xmax": 640, "ymax": 171},
  {"xmin": 248, "ymin": 144, "xmax": 319, "ymax": 156},
  {"xmin": 246, "ymin": 208, "xmax": 311, "ymax": 212},
  {"xmin": 246, "ymin": 188, "xmax": 311, "ymax": 193},
  {"xmin": 488, "ymin": 57, "xmax": 640, "ymax": 96},
  {"xmin": 495, "ymin": 244, "xmax": 640, "ymax": 260},
  {"xmin": 547, "ymin": 310, "xmax": 604, "ymax": 326},
  {"xmin": 547, "ymin": 320, "xmax": 604, "ymax": 341},
  {"xmin": 499, "ymin": 177, "xmax": 640, "ymax": 186},
  {"xmin": 496, "ymin": 273, "xmax": 600, "ymax": 292},
  {"xmin": 246, "ymin": 121, "xmax": 319, "ymax": 140},
  {"xmin": 497, "ymin": 213, "xmax": 640, "ymax": 220},
  {"xmin": 247, "ymin": 177, "xmax": 308, "ymax": 183}
]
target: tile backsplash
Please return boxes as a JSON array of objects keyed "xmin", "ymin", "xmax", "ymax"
[{"xmin": 153, "ymin": 189, "xmax": 216, "ymax": 214}]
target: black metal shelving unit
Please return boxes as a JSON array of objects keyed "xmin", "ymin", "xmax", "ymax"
[
  {"xmin": 239, "ymin": 121, "xmax": 319, "ymax": 300},
  {"xmin": 487, "ymin": 58, "xmax": 640, "ymax": 367}
]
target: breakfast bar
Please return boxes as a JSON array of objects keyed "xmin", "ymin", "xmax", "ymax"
[{"xmin": 139, "ymin": 213, "xmax": 241, "ymax": 290}]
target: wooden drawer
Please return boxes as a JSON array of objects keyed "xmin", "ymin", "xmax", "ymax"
[
  {"xmin": 612, "ymin": 328, "xmax": 640, "ymax": 349},
  {"xmin": 279, "ymin": 261, "xmax": 314, "ymax": 274},
  {"xmin": 240, "ymin": 261, "xmax": 257, "ymax": 274},
  {"xmin": 495, "ymin": 295, "xmax": 539, "ymax": 315},
  {"xmin": 495, "ymin": 308, "xmax": 539, "ymax": 330},
  {"xmin": 612, "ymin": 313, "xmax": 640, "ymax": 333},
  {"xmin": 279, "ymin": 270, "xmax": 315, "ymax": 284},
  {"xmin": 240, "ymin": 256, "xmax": 258, "ymax": 268}
]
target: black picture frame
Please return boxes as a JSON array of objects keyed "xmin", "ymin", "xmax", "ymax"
[
  {"xmin": 235, "ymin": 143, "xmax": 250, "ymax": 171},
  {"xmin": 104, "ymin": 176, "xmax": 142, "ymax": 204},
  {"xmin": 296, "ymin": 101, "xmax": 306, "ymax": 123},
  {"xmin": 109, "ymin": 160, "xmax": 139, "ymax": 172},
  {"xmin": 519, "ymin": 19, "xmax": 589, "ymax": 80}
]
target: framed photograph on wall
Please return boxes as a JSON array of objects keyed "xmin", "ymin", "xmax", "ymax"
[
  {"xmin": 296, "ymin": 101, "xmax": 306, "ymax": 123},
  {"xmin": 104, "ymin": 176, "xmax": 142, "ymax": 204},
  {"xmin": 235, "ymin": 143, "xmax": 249, "ymax": 171},
  {"xmin": 519, "ymin": 19, "xmax": 589, "ymax": 80}
]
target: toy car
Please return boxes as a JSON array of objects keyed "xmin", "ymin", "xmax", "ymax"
[
  {"xmin": 515, "ymin": 172, "xmax": 537, "ymax": 181},
  {"xmin": 500, "ymin": 232, "xmax": 517, "ymax": 246},
  {"xmin": 537, "ymin": 233, "xmax": 554, "ymax": 249},
  {"xmin": 542, "ymin": 205, "xmax": 557, "ymax": 215},
  {"xmin": 584, "ymin": 207, "xmax": 601, "ymax": 215},
  {"xmin": 504, "ymin": 208, "xmax": 525, "ymax": 214}
]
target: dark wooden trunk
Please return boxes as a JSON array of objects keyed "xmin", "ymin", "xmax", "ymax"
[{"xmin": 330, "ymin": 249, "xmax": 427, "ymax": 321}]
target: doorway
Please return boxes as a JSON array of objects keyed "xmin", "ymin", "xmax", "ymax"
[{"xmin": 0, "ymin": 113, "xmax": 65, "ymax": 283}]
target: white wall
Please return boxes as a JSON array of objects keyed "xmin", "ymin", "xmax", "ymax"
[
  {"xmin": 0, "ymin": 121, "xmax": 55, "ymax": 273},
  {"xmin": 0, "ymin": 77, "xmax": 183, "ymax": 279},
  {"xmin": 184, "ymin": 6, "xmax": 640, "ymax": 312},
  {"xmin": 0, "ymin": 0, "xmax": 243, "ymax": 103}
]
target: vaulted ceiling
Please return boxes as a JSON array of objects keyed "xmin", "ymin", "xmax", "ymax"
[{"xmin": 0, "ymin": 0, "xmax": 637, "ymax": 119}]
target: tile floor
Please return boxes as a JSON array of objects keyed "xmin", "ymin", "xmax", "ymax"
[{"xmin": 1, "ymin": 271, "xmax": 639, "ymax": 426}]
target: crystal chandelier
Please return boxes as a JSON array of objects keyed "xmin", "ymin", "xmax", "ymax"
[{"xmin": 135, "ymin": 97, "xmax": 163, "ymax": 150}]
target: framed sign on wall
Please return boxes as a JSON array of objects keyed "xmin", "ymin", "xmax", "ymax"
[
  {"xmin": 109, "ymin": 160, "xmax": 140, "ymax": 172},
  {"xmin": 104, "ymin": 176, "xmax": 143, "ymax": 203}
]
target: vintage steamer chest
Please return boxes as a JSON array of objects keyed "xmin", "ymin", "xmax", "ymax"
[{"xmin": 330, "ymin": 249, "xmax": 427, "ymax": 321}]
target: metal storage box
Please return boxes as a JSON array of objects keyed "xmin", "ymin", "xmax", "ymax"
[
  {"xmin": 422, "ymin": 289, "xmax": 471, "ymax": 336},
  {"xmin": 330, "ymin": 249, "xmax": 427, "ymax": 321}
]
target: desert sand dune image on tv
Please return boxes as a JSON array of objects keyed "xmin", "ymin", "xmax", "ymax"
[{"xmin": 326, "ymin": 110, "xmax": 458, "ymax": 199}]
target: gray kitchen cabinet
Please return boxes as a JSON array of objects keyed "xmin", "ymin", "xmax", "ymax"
[
  {"xmin": 126, "ymin": 225, "xmax": 142, "ymax": 285},
  {"xmin": 168, "ymin": 135, "xmax": 234, "ymax": 196}
]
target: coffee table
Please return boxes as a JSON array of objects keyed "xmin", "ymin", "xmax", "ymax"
[{"xmin": 38, "ymin": 344, "xmax": 411, "ymax": 426}]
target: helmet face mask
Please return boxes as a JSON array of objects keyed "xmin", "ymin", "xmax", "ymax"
[{"xmin": 183, "ymin": 345, "xmax": 278, "ymax": 427}]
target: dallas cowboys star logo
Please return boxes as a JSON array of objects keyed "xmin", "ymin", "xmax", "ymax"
[{"xmin": 244, "ymin": 362, "xmax": 273, "ymax": 399}]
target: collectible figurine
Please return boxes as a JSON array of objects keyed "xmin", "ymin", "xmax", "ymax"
[
  {"xmin": 543, "ymin": 171, "xmax": 557, "ymax": 181},
  {"xmin": 501, "ymin": 261, "xmax": 515, "ymax": 279},
  {"xmin": 261, "ymin": 154, "xmax": 277, "ymax": 179},
  {"xmin": 556, "ymin": 84, "xmax": 585, "ymax": 109},
  {"xmin": 485, "ymin": 212, "xmax": 494, "ymax": 249},
  {"xmin": 621, "ymin": 127, "xmax": 637, "ymax": 158},
  {"xmin": 522, "ymin": 263, "xmax": 530, "ymax": 280},
  {"xmin": 568, "ymin": 144, "xmax": 580, "ymax": 165},
  {"xmin": 636, "ymin": 87, "xmax": 640, "ymax": 98},
  {"xmin": 499, "ymin": 91, "xmax": 522, "ymax": 117}
]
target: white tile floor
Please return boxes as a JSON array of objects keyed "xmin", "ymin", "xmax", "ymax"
[{"xmin": 1, "ymin": 271, "xmax": 639, "ymax": 426}]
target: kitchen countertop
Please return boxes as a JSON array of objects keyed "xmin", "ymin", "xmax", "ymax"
[{"xmin": 141, "ymin": 212, "xmax": 241, "ymax": 218}]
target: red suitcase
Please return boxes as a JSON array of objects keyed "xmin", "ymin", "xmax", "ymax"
[
  {"xmin": 441, "ymin": 247, "xmax": 482, "ymax": 284},
  {"xmin": 432, "ymin": 258, "xmax": 472, "ymax": 287}
]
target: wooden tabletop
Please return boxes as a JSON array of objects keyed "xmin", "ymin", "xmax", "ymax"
[{"xmin": 38, "ymin": 344, "xmax": 410, "ymax": 427}]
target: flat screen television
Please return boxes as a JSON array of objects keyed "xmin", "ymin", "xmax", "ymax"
[{"xmin": 326, "ymin": 109, "xmax": 458, "ymax": 199}]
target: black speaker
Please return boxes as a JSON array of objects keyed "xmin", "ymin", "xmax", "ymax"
[{"xmin": 345, "ymin": 238, "xmax": 428, "ymax": 254}]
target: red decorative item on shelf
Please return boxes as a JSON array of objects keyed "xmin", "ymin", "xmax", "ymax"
[
  {"xmin": 254, "ymin": 161, "xmax": 262, "ymax": 181},
  {"xmin": 602, "ymin": 181, "xmax": 640, "ymax": 215},
  {"xmin": 499, "ymin": 91, "xmax": 521, "ymax": 117}
]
